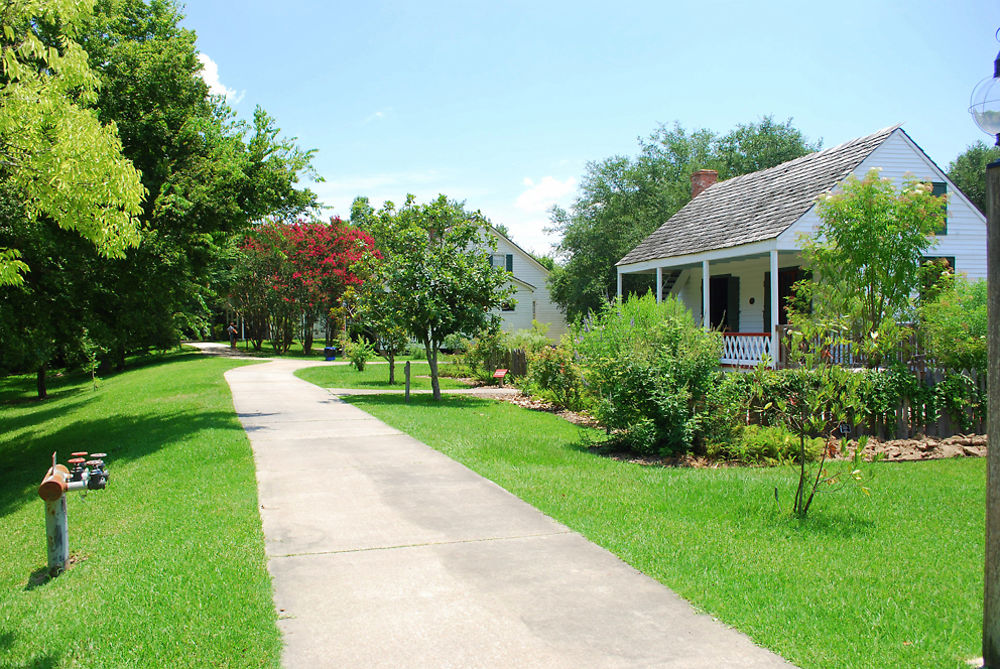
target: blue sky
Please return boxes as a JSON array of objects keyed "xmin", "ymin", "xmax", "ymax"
[{"xmin": 183, "ymin": 0, "xmax": 997, "ymax": 255}]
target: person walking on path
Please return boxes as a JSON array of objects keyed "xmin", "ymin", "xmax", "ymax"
[{"xmin": 226, "ymin": 322, "xmax": 238, "ymax": 349}]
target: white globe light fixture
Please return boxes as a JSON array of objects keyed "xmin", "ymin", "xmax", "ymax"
[{"xmin": 971, "ymin": 31, "xmax": 1000, "ymax": 145}]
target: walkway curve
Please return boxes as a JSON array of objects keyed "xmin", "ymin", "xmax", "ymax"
[{"xmin": 225, "ymin": 357, "xmax": 795, "ymax": 668}]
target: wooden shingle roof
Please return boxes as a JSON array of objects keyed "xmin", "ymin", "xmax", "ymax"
[{"xmin": 617, "ymin": 125, "xmax": 900, "ymax": 266}]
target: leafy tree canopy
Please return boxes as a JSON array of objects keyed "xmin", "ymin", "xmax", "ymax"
[
  {"xmin": 360, "ymin": 194, "xmax": 513, "ymax": 399},
  {"xmin": 947, "ymin": 140, "xmax": 1000, "ymax": 215},
  {"xmin": 548, "ymin": 116, "xmax": 820, "ymax": 320},
  {"xmin": 790, "ymin": 169, "xmax": 947, "ymax": 366},
  {"xmin": 0, "ymin": 0, "xmax": 145, "ymax": 285}
]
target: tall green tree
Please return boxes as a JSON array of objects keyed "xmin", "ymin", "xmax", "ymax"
[
  {"xmin": 0, "ymin": 0, "xmax": 145, "ymax": 285},
  {"xmin": 790, "ymin": 169, "xmax": 947, "ymax": 366},
  {"xmin": 78, "ymin": 0, "xmax": 317, "ymax": 366},
  {"xmin": 548, "ymin": 117, "xmax": 820, "ymax": 320},
  {"xmin": 947, "ymin": 140, "xmax": 1000, "ymax": 215},
  {"xmin": 0, "ymin": 0, "xmax": 319, "ymax": 395},
  {"xmin": 360, "ymin": 195, "xmax": 512, "ymax": 400}
]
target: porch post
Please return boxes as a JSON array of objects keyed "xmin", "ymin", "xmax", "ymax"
[
  {"xmin": 701, "ymin": 260, "xmax": 710, "ymax": 330},
  {"xmin": 616, "ymin": 268, "xmax": 622, "ymax": 299},
  {"xmin": 656, "ymin": 266, "xmax": 663, "ymax": 303},
  {"xmin": 769, "ymin": 248, "xmax": 779, "ymax": 369}
]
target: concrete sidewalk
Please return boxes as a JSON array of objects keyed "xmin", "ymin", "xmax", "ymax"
[{"xmin": 225, "ymin": 358, "xmax": 794, "ymax": 668}]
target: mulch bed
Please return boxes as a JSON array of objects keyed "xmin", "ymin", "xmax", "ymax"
[{"xmin": 478, "ymin": 386, "xmax": 988, "ymax": 467}]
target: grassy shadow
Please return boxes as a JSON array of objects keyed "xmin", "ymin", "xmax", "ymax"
[
  {"xmin": 0, "ymin": 627, "xmax": 60, "ymax": 669},
  {"xmin": 344, "ymin": 393, "xmax": 497, "ymax": 410},
  {"xmin": 0, "ymin": 407, "xmax": 246, "ymax": 519}
]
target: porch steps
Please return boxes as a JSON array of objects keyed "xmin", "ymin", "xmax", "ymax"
[{"xmin": 661, "ymin": 270, "xmax": 681, "ymax": 296}]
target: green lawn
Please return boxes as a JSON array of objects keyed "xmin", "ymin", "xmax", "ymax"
[
  {"xmin": 295, "ymin": 360, "xmax": 471, "ymax": 391},
  {"xmin": 0, "ymin": 353, "xmax": 280, "ymax": 669},
  {"xmin": 344, "ymin": 393, "xmax": 985, "ymax": 669}
]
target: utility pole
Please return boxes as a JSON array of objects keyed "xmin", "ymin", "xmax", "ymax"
[{"xmin": 985, "ymin": 159, "xmax": 1000, "ymax": 667}]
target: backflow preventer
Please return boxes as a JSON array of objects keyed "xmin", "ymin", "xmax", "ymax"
[{"xmin": 38, "ymin": 451, "xmax": 109, "ymax": 576}]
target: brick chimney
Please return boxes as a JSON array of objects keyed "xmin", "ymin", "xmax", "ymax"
[{"xmin": 690, "ymin": 169, "xmax": 718, "ymax": 199}]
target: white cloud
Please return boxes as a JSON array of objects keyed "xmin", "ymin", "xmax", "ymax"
[
  {"xmin": 362, "ymin": 108, "xmax": 392, "ymax": 124},
  {"xmin": 196, "ymin": 53, "xmax": 245, "ymax": 104},
  {"xmin": 515, "ymin": 176, "xmax": 577, "ymax": 213}
]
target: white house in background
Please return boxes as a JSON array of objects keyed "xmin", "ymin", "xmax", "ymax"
[
  {"xmin": 485, "ymin": 228, "xmax": 568, "ymax": 340},
  {"xmin": 616, "ymin": 125, "xmax": 987, "ymax": 368}
]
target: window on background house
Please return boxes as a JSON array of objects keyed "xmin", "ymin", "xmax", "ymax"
[
  {"xmin": 505, "ymin": 254, "xmax": 513, "ymax": 272},
  {"xmin": 930, "ymin": 182, "xmax": 947, "ymax": 234}
]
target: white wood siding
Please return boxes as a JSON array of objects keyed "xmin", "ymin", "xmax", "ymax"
[
  {"xmin": 779, "ymin": 129, "xmax": 987, "ymax": 280},
  {"xmin": 487, "ymin": 231, "xmax": 568, "ymax": 340}
]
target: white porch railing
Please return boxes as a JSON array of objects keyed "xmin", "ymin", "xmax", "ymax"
[{"xmin": 720, "ymin": 332, "xmax": 771, "ymax": 367}]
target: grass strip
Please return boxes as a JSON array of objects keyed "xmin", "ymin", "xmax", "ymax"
[
  {"xmin": 295, "ymin": 360, "xmax": 471, "ymax": 391},
  {"xmin": 344, "ymin": 393, "xmax": 984, "ymax": 669},
  {"xmin": 0, "ymin": 353, "xmax": 280, "ymax": 669}
]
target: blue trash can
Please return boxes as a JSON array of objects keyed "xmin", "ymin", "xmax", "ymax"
[{"xmin": 323, "ymin": 346, "xmax": 336, "ymax": 361}]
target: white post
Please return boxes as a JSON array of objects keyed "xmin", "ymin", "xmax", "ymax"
[
  {"xmin": 770, "ymin": 248, "xmax": 780, "ymax": 369},
  {"xmin": 616, "ymin": 268, "xmax": 622, "ymax": 299},
  {"xmin": 701, "ymin": 260, "xmax": 710, "ymax": 330},
  {"xmin": 44, "ymin": 496, "xmax": 68, "ymax": 576},
  {"xmin": 656, "ymin": 266, "xmax": 663, "ymax": 303}
]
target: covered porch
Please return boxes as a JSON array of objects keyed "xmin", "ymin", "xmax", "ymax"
[{"xmin": 616, "ymin": 240, "xmax": 804, "ymax": 368}]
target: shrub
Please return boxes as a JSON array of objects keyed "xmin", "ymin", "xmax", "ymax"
[
  {"xmin": 523, "ymin": 343, "xmax": 587, "ymax": 411},
  {"xmin": 707, "ymin": 424, "xmax": 825, "ymax": 464},
  {"xmin": 919, "ymin": 276, "xmax": 987, "ymax": 373},
  {"xmin": 441, "ymin": 333, "xmax": 470, "ymax": 353},
  {"xmin": 574, "ymin": 294, "xmax": 721, "ymax": 455},
  {"xmin": 933, "ymin": 372, "xmax": 983, "ymax": 431},
  {"xmin": 345, "ymin": 338, "xmax": 375, "ymax": 371},
  {"xmin": 465, "ymin": 331, "xmax": 521, "ymax": 383},
  {"xmin": 508, "ymin": 321, "xmax": 552, "ymax": 354}
]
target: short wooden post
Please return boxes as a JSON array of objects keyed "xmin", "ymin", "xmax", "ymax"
[{"xmin": 404, "ymin": 361, "xmax": 411, "ymax": 403}]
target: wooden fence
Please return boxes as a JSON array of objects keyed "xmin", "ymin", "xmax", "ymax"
[
  {"xmin": 482, "ymin": 348, "xmax": 528, "ymax": 377},
  {"xmin": 848, "ymin": 368, "xmax": 985, "ymax": 440}
]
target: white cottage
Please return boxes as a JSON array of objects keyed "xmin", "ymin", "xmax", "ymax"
[
  {"xmin": 615, "ymin": 125, "xmax": 986, "ymax": 367},
  {"xmin": 485, "ymin": 228, "xmax": 567, "ymax": 339}
]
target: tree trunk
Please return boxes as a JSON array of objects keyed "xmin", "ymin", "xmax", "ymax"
[
  {"xmin": 302, "ymin": 312, "xmax": 315, "ymax": 355},
  {"xmin": 36, "ymin": 364, "xmax": 47, "ymax": 400},
  {"xmin": 425, "ymin": 338, "xmax": 441, "ymax": 400},
  {"xmin": 388, "ymin": 352, "xmax": 396, "ymax": 385},
  {"xmin": 115, "ymin": 346, "xmax": 126, "ymax": 371}
]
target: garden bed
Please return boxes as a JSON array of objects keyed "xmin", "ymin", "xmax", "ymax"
[{"xmin": 491, "ymin": 388, "xmax": 988, "ymax": 466}]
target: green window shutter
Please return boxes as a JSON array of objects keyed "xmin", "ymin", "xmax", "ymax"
[
  {"xmin": 505, "ymin": 254, "xmax": 513, "ymax": 272},
  {"xmin": 727, "ymin": 276, "xmax": 740, "ymax": 332},
  {"xmin": 487, "ymin": 255, "xmax": 493, "ymax": 267},
  {"xmin": 763, "ymin": 272, "xmax": 771, "ymax": 333},
  {"xmin": 932, "ymin": 182, "xmax": 947, "ymax": 234}
]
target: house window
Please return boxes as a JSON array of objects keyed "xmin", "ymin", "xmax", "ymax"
[
  {"xmin": 501, "ymin": 299, "xmax": 516, "ymax": 312},
  {"xmin": 931, "ymin": 182, "xmax": 947, "ymax": 234},
  {"xmin": 489, "ymin": 253, "xmax": 514, "ymax": 271}
]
